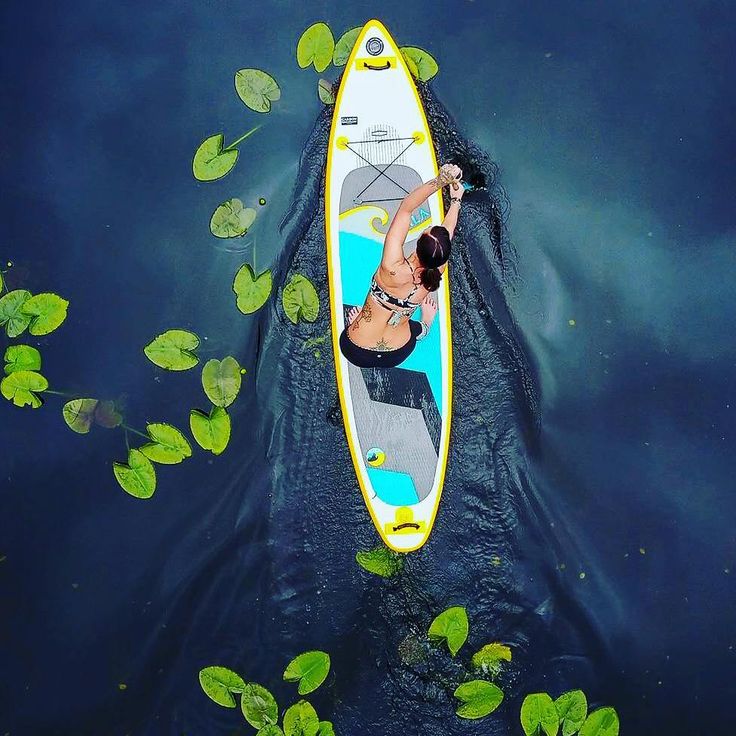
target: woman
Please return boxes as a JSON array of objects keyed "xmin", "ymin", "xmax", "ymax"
[{"xmin": 338, "ymin": 162, "xmax": 465, "ymax": 368}]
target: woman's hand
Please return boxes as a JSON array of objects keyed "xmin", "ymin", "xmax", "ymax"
[{"xmin": 438, "ymin": 163, "xmax": 463, "ymax": 190}]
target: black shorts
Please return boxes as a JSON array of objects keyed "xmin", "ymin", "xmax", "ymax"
[{"xmin": 339, "ymin": 321, "xmax": 422, "ymax": 368}]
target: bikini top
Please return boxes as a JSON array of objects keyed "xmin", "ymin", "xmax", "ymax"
[{"xmin": 369, "ymin": 257, "xmax": 422, "ymax": 315}]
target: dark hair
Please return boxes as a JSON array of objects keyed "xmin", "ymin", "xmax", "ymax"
[{"xmin": 416, "ymin": 225, "xmax": 451, "ymax": 291}]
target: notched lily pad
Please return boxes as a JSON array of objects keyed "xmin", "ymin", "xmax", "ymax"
[
  {"xmin": 234, "ymin": 263, "xmax": 272, "ymax": 315},
  {"xmin": 355, "ymin": 546, "xmax": 403, "ymax": 577},
  {"xmin": 318, "ymin": 79, "xmax": 335, "ymax": 105},
  {"xmin": 521, "ymin": 693, "xmax": 560, "ymax": 736},
  {"xmin": 113, "ymin": 448, "xmax": 156, "ymax": 499},
  {"xmin": 454, "ymin": 680, "xmax": 504, "ymax": 719},
  {"xmin": 235, "ymin": 68, "xmax": 281, "ymax": 113},
  {"xmin": 333, "ymin": 27, "xmax": 361, "ymax": 66},
  {"xmin": 190, "ymin": 405, "xmax": 231, "ymax": 455},
  {"xmin": 580, "ymin": 707, "xmax": 619, "ymax": 736},
  {"xmin": 144, "ymin": 329, "xmax": 200, "ymax": 371},
  {"xmin": 4, "ymin": 344, "xmax": 41, "ymax": 374},
  {"xmin": 297, "ymin": 22, "xmax": 334, "ymax": 72},
  {"xmin": 0, "ymin": 369, "xmax": 48, "ymax": 408},
  {"xmin": 198, "ymin": 666, "xmax": 246, "ymax": 708},
  {"xmin": 21, "ymin": 292, "xmax": 69, "ymax": 335},
  {"xmin": 257, "ymin": 727, "xmax": 284, "ymax": 736},
  {"xmin": 428, "ymin": 606, "xmax": 468, "ymax": 656},
  {"xmin": 555, "ymin": 690, "xmax": 588, "ymax": 736},
  {"xmin": 192, "ymin": 130, "xmax": 259, "ymax": 182},
  {"xmin": 282, "ymin": 273, "xmax": 319, "ymax": 324},
  {"xmin": 139, "ymin": 422, "xmax": 192, "ymax": 464},
  {"xmin": 241, "ymin": 682, "xmax": 278, "ymax": 729},
  {"xmin": 202, "ymin": 356, "xmax": 242, "ymax": 408},
  {"xmin": 0, "ymin": 289, "xmax": 32, "ymax": 337},
  {"xmin": 210, "ymin": 198, "xmax": 257, "ymax": 238},
  {"xmin": 283, "ymin": 650, "xmax": 330, "ymax": 695},
  {"xmin": 283, "ymin": 700, "xmax": 319, "ymax": 736},
  {"xmin": 400, "ymin": 46, "xmax": 439, "ymax": 81},
  {"xmin": 471, "ymin": 642, "xmax": 512, "ymax": 678},
  {"xmin": 63, "ymin": 398, "xmax": 99, "ymax": 433}
]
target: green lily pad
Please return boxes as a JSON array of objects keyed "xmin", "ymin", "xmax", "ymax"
[
  {"xmin": 21, "ymin": 292, "xmax": 69, "ymax": 335},
  {"xmin": 235, "ymin": 68, "xmax": 281, "ymax": 113},
  {"xmin": 283, "ymin": 650, "xmax": 330, "ymax": 695},
  {"xmin": 428, "ymin": 606, "xmax": 468, "ymax": 656},
  {"xmin": 144, "ymin": 329, "xmax": 200, "ymax": 370},
  {"xmin": 333, "ymin": 27, "xmax": 361, "ymax": 66},
  {"xmin": 454, "ymin": 680, "xmax": 504, "ymax": 719},
  {"xmin": 257, "ymin": 727, "xmax": 284, "ymax": 736},
  {"xmin": 113, "ymin": 448, "xmax": 156, "ymax": 499},
  {"xmin": 190, "ymin": 405, "xmax": 231, "ymax": 455},
  {"xmin": 471, "ymin": 642, "xmax": 512, "ymax": 678},
  {"xmin": 555, "ymin": 690, "xmax": 588, "ymax": 736},
  {"xmin": 241, "ymin": 682, "xmax": 278, "ymax": 728},
  {"xmin": 283, "ymin": 700, "xmax": 320, "ymax": 736},
  {"xmin": 0, "ymin": 370, "xmax": 47, "ymax": 408},
  {"xmin": 192, "ymin": 133, "xmax": 239, "ymax": 182},
  {"xmin": 234, "ymin": 263, "xmax": 272, "ymax": 315},
  {"xmin": 63, "ymin": 398, "xmax": 99, "ymax": 434},
  {"xmin": 210, "ymin": 198, "xmax": 257, "ymax": 239},
  {"xmin": 94, "ymin": 399, "xmax": 123, "ymax": 428},
  {"xmin": 317, "ymin": 723, "xmax": 335, "ymax": 736},
  {"xmin": 400, "ymin": 47, "xmax": 439, "ymax": 81},
  {"xmin": 297, "ymin": 22, "xmax": 334, "ymax": 73},
  {"xmin": 318, "ymin": 79, "xmax": 335, "ymax": 105},
  {"xmin": 202, "ymin": 356, "xmax": 242, "ymax": 408},
  {"xmin": 4, "ymin": 344, "xmax": 41, "ymax": 374},
  {"xmin": 0, "ymin": 269, "xmax": 4, "ymax": 294},
  {"xmin": 355, "ymin": 546, "xmax": 403, "ymax": 577},
  {"xmin": 521, "ymin": 693, "xmax": 560, "ymax": 736},
  {"xmin": 282, "ymin": 273, "xmax": 319, "ymax": 324},
  {"xmin": 198, "ymin": 666, "xmax": 246, "ymax": 708},
  {"xmin": 139, "ymin": 422, "xmax": 192, "ymax": 464},
  {"xmin": 579, "ymin": 708, "xmax": 619, "ymax": 736},
  {"xmin": 0, "ymin": 289, "xmax": 32, "ymax": 337}
]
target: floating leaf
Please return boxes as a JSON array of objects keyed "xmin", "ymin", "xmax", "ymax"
[
  {"xmin": 193, "ymin": 133, "xmax": 245, "ymax": 182},
  {"xmin": 400, "ymin": 47, "xmax": 439, "ymax": 82},
  {"xmin": 521, "ymin": 693, "xmax": 559, "ymax": 736},
  {"xmin": 282, "ymin": 273, "xmax": 319, "ymax": 324},
  {"xmin": 555, "ymin": 690, "xmax": 588, "ymax": 736},
  {"xmin": 318, "ymin": 79, "xmax": 335, "ymax": 105},
  {"xmin": 63, "ymin": 398, "xmax": 99, "ymax": 434},
  {"xmin": 355, "ymin": 546, "xmax": 403, "ymax": 577},
  {"xmin": 0, "ymin": 269, "xmax": 4, "ymax": 294},
  {"xmin": 235, "ymin": 68, "xmax": 281, "ymax": 113},
  {"xmin": 317, "ymin": 723, "xmax": 335, "ymax": 736},
  {"xmin": 233, "ymin": 263, "xmax": 272, "ymax": 315},
  {"xmin": 4, "ymin": 344, "xmax": 41, "ymax": 374},
  {"xmin": 428, "ymin": 606, "xmax": 468, "ymax": 656},
  {"xmin": 257, "ymin": 727, "xmax": 284, "ymax": 736},
  {"xmin": 113, "ymin": 449, "xmax": 156, "ymax": 499},
  {"xmin": 241, "ymin": 682, "xmax": 278, "ymax": 729},
  {"xmin": 0, "ymin": 289, "xmax": 32, "ymax": 337},
  {"xmin": 210, "ymin": 198, "xmax": 257, "ymax": 238},
  {"xmin": 198, "ymin": 666, "xmax": 246, "ymax": 708},
  {"xmin": 139, "ymin": 423, "xmax": 192, "ymax": 464},
  {"xmin": 454, "ymin": 680, "xmax": 504, "ymax": 719},
  {"xmin": 190, "ymin": 405, "xmax": 231, "ymax": 455},
  {"xmin": 579, "ymin": 708, "xmax": 619, "ymax": 736},
  {"xmin": 202, "ymin": 356, "xmax": 242, "ymax": 408},
  {"xmin": 21, "ymin": 292, "xmax": 69, "ymax": 335},
  {"xmin": 283, "ymin": 700, "xmax": 320, "ymax": 736},
  {"xmin": 94, "ymin": 399, "xmax": 123, "ymax": 428},
  {"xmin": 144, "ymin": 329, "xmax": 200, "ymax": 371},
  {"xmin": 283, "ymin": 650, "xmax": 330, "ymax": 695},
  {"xmin": 333, "ymin": 27, "xmax": 361, "ymax": 66},
  {"xmin": 0, "ymin": 370, "xmax": 47, "ymax": 408},
  {"xmin": 297, "ymin": 22, "xmax": 334, "ymax": 73},
  {"xmin": 471, "ymin": 642, "xmax": 512, "ymax": 678}
]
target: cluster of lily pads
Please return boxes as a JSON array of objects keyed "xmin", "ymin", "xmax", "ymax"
[
  {"xmin": 0, "ymin": 263, "xmax": 69, "ymax": 408},
  {"xmin": 296, "ymin": 21, "xmax": 439, "ymax": 107},
  {"xmin": 199, "ymin": 650, "xmax": 333, "ymax": 735}
]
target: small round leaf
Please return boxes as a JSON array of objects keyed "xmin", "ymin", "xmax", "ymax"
[
  {"xmin": 234, "ymin": 264, "xmax": 272, "ymax": 315},
  {"xmin": 317, "ymin": 723, "xmax": 335, "ymax": 736},
  {"xmin": 0, "ymin": 289, "xmax": 32, "ymax": 337},
  {"xmin": 235, "ymin": 68, "xmax": 281, "ymax": 113},
  {"xmin": 428, "ymin": 606, "xmax": 468, "ymax": 656},
  {"xmin": 198, "ymin": 666, "xmax": 246, "ymax": 708},
  {"xmin": 139, "ymin": 422, "xmax": 192, "ymax": 464},
  {"xmin": 241, "ymin": 682, "xmax": 278, "ymax": 728},
  {"xmin": 190, "ymin": 406, "xmax": 231, "ymax": 455},
  {"xmin": 333, "ymin": 27, "xmax": 361, "ymax": 66},
  {"xmin": 521, "ymin": 693, "xmax": 560, "ymax": 736},
  {"xmin": 318, "ymin": 79, "xmax": 335, "ymax": 105},
  {"xmin": 283, "ymin": 650, "xmax": 330, "ymax": 695},
  {"xmin": 202, "ymin": 356, "xmax": 242, "ymax": 408},
  {"xmin": 4, "ymin": 344, "xmax": 41, "ymax": 374},
  {"xmin": 400, "ymin": 47, "xmax": 439, "ymax": 81},
  {"xmin": 283, "ymin": 700, "xmax": 320, "ymax": 736},
  {"xmin": 355, "ymin": 546, "xmax": 403, "ymax": 577},
  {"xmin": 63, "ymin": 398, "xmax": 99, "ymax": 434},
  {"xmin": 193, "ymin": 133, "xmax": 239, "ymax": 182},
  {"xmin": 113, "ymin": 449, "xmax": 156, "ymax": 499},
  {"xmin": 297, "ymin": 22, "xmax": 334, "ymax": 72},
  {"xmin": 555, "ymin": 690, "xmax": 588, "ymax": 736},
  {"xmin": 21, "ymin": 292, "xmax": 69, "ymax": 335},
  {"xmin": 453, "ymin": 680, "xmax": 504, "ymax": 719},
  {"xmin": 257, "ymin": 727, "xmax": 284, "ymax": 736},
  {"xmin": 144, "ymin": 329, "xmax": 200, "ymax": 371},
  {"xmin": 579, "ymin": 707, "xmax": 619, "ymax": 736},
  {"xmin": 1, "ymin": 370, "xmax": 48, "ymax": 408},
  {"xmin": 282, "ymin": 273, "xmax": 319, "ymax": 324},
  {"xmin": 210, "ymin": 198, "xmax": 257, "ymax": 238},
  {"xmin": 471, "ymin": 642, "xmax": 512, "ymax": 678}
]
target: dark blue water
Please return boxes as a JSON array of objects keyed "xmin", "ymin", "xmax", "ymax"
[{"xmin": 2, "ymin": 2, "xmax": 734, "ymax": 734}]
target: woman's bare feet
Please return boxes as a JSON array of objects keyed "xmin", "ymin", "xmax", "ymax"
[{"xmin": 420, "ymin": 295, "xmax": 438, "ymax": 329}]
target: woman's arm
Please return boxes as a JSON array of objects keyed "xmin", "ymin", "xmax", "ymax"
[
  {"xmin": 381, "ymin": 164, "xmax": 462, "ymax": 267},
  {"xmin": 440, "ymin": 186, "xmax": 465, "ymax": 239}
]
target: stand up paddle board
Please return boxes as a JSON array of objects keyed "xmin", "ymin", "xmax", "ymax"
[{"xmin": 326, "ymin": 19, "xmax": 452, "ymax": 552}]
